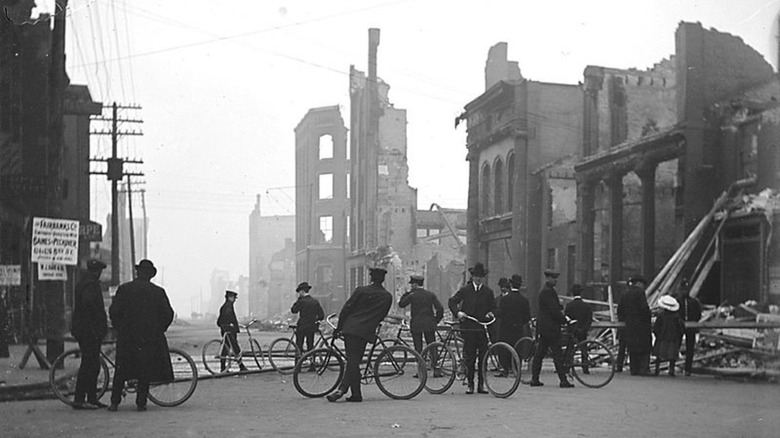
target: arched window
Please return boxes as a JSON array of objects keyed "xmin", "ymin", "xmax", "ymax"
[
  {"xmin": 494, "ymin": 158, "xmax": 503, "ymax": 215},
  {"xmin": 507, "ymin": 153, "xmax": 515, "ymax": 211},
  {"xmin": 481, "ymin": 163, "xmax": 491, "ymax": 216}
]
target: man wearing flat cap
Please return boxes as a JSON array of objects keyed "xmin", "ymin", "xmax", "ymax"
[
  {"xmin": 617, "ymin": 275, "xmax": 652, "ymax": 376},
  {"xmin": 399, "ymin": 274, "xmax": 444, "ymax": 356},
  {"xmin": 448, "ymin": 262, "xmax": 495, "ymax": 394},
  {"xmin": 109, "ymin": 259, "xmax": 174, "ymax": 412},
  {"xmin": 291, "ymin": 282, "xmax": 325, "ymax": 355},
  {"xmin": 327, "ymin": 267, "xmax": 393, "ymax": 403},
  {"xmin": 70, "ymin": 259, "xmax": 108, "ymax": 410},
  {"xmin": 530, "ymin": 269, "xmax": 574, "ymax": 388},
  {"xmin": 217, "ymin": 290, "xmax": 248, "ymax": 372}
]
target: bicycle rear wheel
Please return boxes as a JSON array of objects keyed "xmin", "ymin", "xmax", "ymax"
[
  {"xmin": 570, "ymin": 340, "xmax": 615, "ymax": 388},
  {"xmin": 49, "ymin": 348, "xmax": 110, "ymax": 406},
  {"xmin": 248, "ymin": 338, "xmax": 266, "ymax": 370},
  {"xmin": 268, "ymin": 337, "xmax": 299, "ymax": 374},
  {"xmin": 482, "ymin": 342, "xmax": 521, "ymax": 398},
  {"xmin": 202, "ymin": 339, "xmax": 231, "ymax": 375},
  {"xmin": 420, "ymin": 342, "xmax": 456, "ymax": 394},
  {"xmin": 293, "ymin": 348, "xmax": 344, "ymax": 398},
  {"xmin": 374, "ymin": 345, "xmax": 426, "ymax": 400},
  {"xmin": 148, "ymin": 348, "xmax": 198, "ymax": 407},
  {"xmin": 514, "ymin": 337, "xmax": 535, "ymax": 361}
]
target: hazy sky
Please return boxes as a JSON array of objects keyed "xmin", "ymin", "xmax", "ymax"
[{"xmin": 49, "ymin": 0, "xmax": 779, "ymax": 316}]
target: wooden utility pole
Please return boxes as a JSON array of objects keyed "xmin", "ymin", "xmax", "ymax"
[{"xmin": 90, "ymin": 103, "xmax": 144, "ymax": 286}]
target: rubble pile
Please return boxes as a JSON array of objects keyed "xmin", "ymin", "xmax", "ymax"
[{"xmin": 692, "ymin": 302, "xmax": 780, "ymax": 381}]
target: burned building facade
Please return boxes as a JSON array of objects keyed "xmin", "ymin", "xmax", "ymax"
[
  {"xmin": 575, "ymin": 22, "xmax": 780, "ymax": 306},
  {"xmin": 294, "ymin": 106, "xmax": 350, "ymax": 315},
  {"xmin": 460, "ymin": 42, "xmax": 583, "ymax": 310}
]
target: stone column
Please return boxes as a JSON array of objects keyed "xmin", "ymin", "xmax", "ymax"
[
  {"xmin": 576, "ymin": 179, "xmax": 596, "ymax": 285},
  {"xmin": 607, "ymin": 174, "xmax": 624, "ymax": 286},
  {"xmin": 637, "ymin": 165, "xmax": 656, "ymax": 278},
  {"xmin": 466, "ymin": 149, "xmax": 481, "ymax": 268}
]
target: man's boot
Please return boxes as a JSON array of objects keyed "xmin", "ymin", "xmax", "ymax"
[
  {"xmin": 477, "ymin": 380, "xmax": 488, "ymax": 394},
  {"xmin": 466, "ymin": 381, "xmax": 475, "ymax": 394}
]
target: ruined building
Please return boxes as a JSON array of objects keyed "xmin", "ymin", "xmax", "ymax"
[
  {"xmin": 459, "ymin": 42, "xmax": 584, "ymax": 310},
  {"xmin": 293, "ymin": 29, "xmax": 467, "ymax": 311},
  {"xmin": 575, "ymin": 22, "xmax": 780, "ymax": 306},
  {"xmin": 295, "ymin": 106, "xmax": 350, "ymax": 315},
  {"xmin": 461, "ymin": 23, "xmax": 780, "ymax": 311}
]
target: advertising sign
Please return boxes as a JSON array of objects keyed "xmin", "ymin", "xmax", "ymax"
[
  {"xmin": 38, "ymin": 263, "xmax": 67, "ymax": 281},
  {"xmin": 31, "ymin": 217, "xmax": 79, "ymax": 265}
]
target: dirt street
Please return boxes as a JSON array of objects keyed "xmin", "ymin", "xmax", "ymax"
[{"xmin": 2, "ymin": 366, "xmax": 779, "ymax": 438}]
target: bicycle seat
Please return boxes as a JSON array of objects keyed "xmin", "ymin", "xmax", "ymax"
[
  {"xmin": 442, "ymin": 320, "xmax": 460, "ymax": 327},
  {"xmin": 383, "ymin": 314, "xmax": 406, "ymax": 325}
]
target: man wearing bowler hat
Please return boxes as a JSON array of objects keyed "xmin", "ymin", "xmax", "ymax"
[
  {"xmin": 291, "ymin": 282, "xmax": 325, "ymax": 355},
  {"xmin": 493, "ymin": 275, "xmax": 530, "ymax": 377},
  {"xmin": 448, "ymin": 262, "xmax": 495, "ymax": 394},
  {"xmin": 108, "ymin": 259, "xmax": 174, "ymax": 412},
  {"xmin": 399, "ymin": 274, "xmax": 444, "ymax": 356},
  {"xmin": 530, "ymin": 269, "xmax": 574, "ymax": 388},
  {"xmin": 618, "ymin": 275, "xmax": 653, "ymax": 376},
  {"xmin": 217, "ymin": 290, "xmax": 248, "ymax": 372},
  {"xmin": 327, "ymin": 267, "xmax": 393, "ymax": 403},
  {"xmin": 71, "ymin": 259, "xmax": 108, "ymax": 410}
]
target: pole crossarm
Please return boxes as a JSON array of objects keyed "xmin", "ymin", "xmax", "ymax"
[{"xmin": 89, "ymin": 130, "xmax": 144, "ymax": 136}]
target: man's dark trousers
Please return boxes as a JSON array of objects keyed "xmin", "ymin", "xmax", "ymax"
[
  {"xmin": 338, "ymin": 334, "xmax": 368, "ymax": 398},
  {"xmin": 463, "ymin": 330, "xmax": 488, "ymax": 385},
  {"xmin": 74, "ymin": 340, "xmax": 102, "ymax": 403}
]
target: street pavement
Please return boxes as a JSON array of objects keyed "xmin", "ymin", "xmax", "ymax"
[{"xmin": 1, "ymin": 321, "xmax": 779, "ymax": 437}]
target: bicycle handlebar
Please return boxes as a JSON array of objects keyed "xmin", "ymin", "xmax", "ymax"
[
  {"xmin": 326, "ymin": 313, "xmax": 338, "ymax": 330},
  {"xmin": 460, "ymin": 314, "xmax": 496, "ymax": 326}
]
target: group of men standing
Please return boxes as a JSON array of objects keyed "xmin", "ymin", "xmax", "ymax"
[{"xmin": 71, "ymin": 258, "xmax": 175, "ymax": 412}]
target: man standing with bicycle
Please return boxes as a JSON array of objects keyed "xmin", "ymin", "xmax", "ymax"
[
  {"xmin": 493, "ymin": 276, "xmax": 530, "ymax": 377},
  {"xmin": 327, "ymin": 267, "xmax": 393, "ymax": 403},
  {"xmin": 70, "ymin": 259, "xmax": 108, "ymax": 410},
  {"xmin": 108, "ymin": 259, "xmax": 175, "ymax": 412},
  {"xmin": 291, "ymin": 282, "xmax": 325, "ymax": 355},
  {"xmin": 218, "ymin": 290, "xmax": 248, "ymax": 372},
  {"xmin": 398, "ymin": 274, "xmax": 444, "ymax": 357},
  {"xmin": 530, "ymin": 269, "xmax": 574, "ymax": 388},
  {"xmin": 448, "ymin": 262, "xmax": 495, "ymax": 394}
]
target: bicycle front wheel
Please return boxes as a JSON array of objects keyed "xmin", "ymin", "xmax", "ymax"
[
  {"xmin": 374, "ymin": 345, "xmax": 426, "ymax": 400},
  {"xmin": 293, "ymin": 348, "xmax": 344, "ymax": 398},
  {"xmin": 148, "ymin": 348, "xmax": 198, "ymax": 407},
  {"xmin": 268, "ymin": 337, "xmax": 299, "ymax": 374},
  {"xmin": 248, "ymin": 338, "xmax": 266, "ymax": 370},
  {"xmin": 49, "ymin": 348, "xmax": 110, "ymax": 406},
  {"xmin": 202, "ymin": 339, "xmax": 231, "ymax": 375},
  {"xmin": 571, "ymin": 340, "xmax": 616, "ymax": 388},
  {"xmin": 482, "ymin": 342, "xmax": 521, "ymax": 398},
  {"xmin": 514, "ymin": 337, "xmax": 535, "ymax": 361},
  {"xmin": 420, "ymin": 342, "xmax": 456, "ymax": 394}
]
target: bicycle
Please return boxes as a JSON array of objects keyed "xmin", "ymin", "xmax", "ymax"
[
  {"xmin": 437, "ymin": 320, "xmax": 466, "ymax": 382},
  {"xmin": 459, "ymin": 314, "xmax": 521, "ymax": 398},
  {"xmin": 292, "ymin": 314, "xmax": 427, "ymax": 400},
  {"xmin": 202, "ymin": 318, "xmax": 265, "ymax": 375},
  {"xmin": 49, "ymin": 344, "xmax": 198, "ymax": 407},
  {"xmin": 385, "ymin": 315, "xmax": 458, "ymax": 395},
  {"xmin": 267, "ymin": 318, "xmax": 333, "ymax": 375},
  {"xmin": 514, "ymin": 318, "xmax": 616, "ymax": 388}
]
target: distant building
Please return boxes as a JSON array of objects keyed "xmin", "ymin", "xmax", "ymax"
[
  {"xmin": 268, "ymin": 238, "xmax": 297, "ymax": 319},
  {"xmin": 248, "ymin": 195, "xmax": 295, "ymax": 318}
]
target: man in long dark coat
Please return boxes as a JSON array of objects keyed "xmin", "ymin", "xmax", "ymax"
[
  {"xmin": 327, "ymin": 267, "xmax": 393, "ymax": 403},
  {"xmin": 71, "ymin": 259, "xmax": 108, "ymax": 410},
  {"xmin": 448, "ymin": 262, "xmax": 495, "ymax": 394},
  {"xmin": 108, "ymin": 259, "xmax": 174, "ymax": 412},
  {"xmin": 617, "ymin": 275, "xmax": 652, "ymax": 376},
  {"xmin": 530, "ymin": 270, "xmax": 574, "ymax": 388},
  {"xmin": 493, "ymin": 276, "xmax": 530, "ymax": 376}
]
